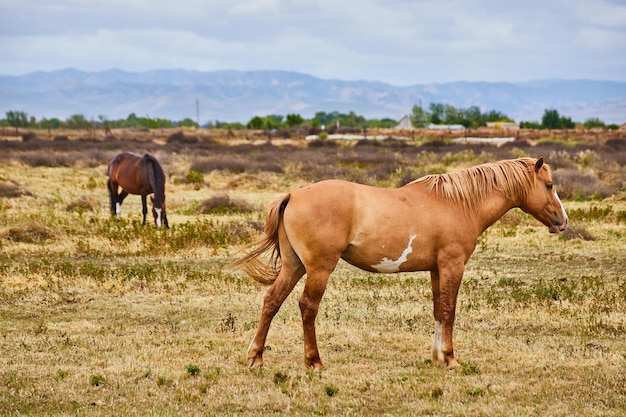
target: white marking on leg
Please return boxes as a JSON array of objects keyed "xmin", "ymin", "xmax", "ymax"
[
  {"xmin": 371, "ymin": 235, "xmax": 417, "ymax": 273},
  {"xmin": 115, "ymin": 202, "xmax": 121, "ymax": 217},
  {"xmin": 155, "ymin": 208, "xmax": 162, "ymax": 228},
  {"xmin": 433, "ymin": 321, "xmax": 444, "ymax": 363}
]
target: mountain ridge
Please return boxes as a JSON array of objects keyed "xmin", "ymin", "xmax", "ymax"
[{"xmin": 1, "ymin": 68, "xmax": 625, "ymax": 124}]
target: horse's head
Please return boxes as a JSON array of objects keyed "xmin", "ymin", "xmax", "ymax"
[
  {"xmin": 150, "ymin": 195, "xmax": 169, "ymax": 229},
  {"xmin": 519, "ymin": 158, "xmax": 568, "ymax": 233}
]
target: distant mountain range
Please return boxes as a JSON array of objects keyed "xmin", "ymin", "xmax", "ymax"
[{"xmin": 1, "ymin": 68, "xmax": 625, "ymax": 124}]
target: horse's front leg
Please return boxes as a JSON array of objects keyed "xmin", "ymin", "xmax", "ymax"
[
  {"xmin": 116, "ymin": 190, "xmax": 129, "ymax": 218},
  {"xmin": 248, "ymin": 262, "xmax": 305, "ymax": 368},
  {"xmin": 430, "ymin": 260, "xmax": 464, "ymax": 370}
]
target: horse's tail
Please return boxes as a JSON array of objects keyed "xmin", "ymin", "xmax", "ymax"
[
  {"xmin": 144, "ymin": 154, "xmax": 165, "ymax": 200},
  {"xmin": 229, "ymin": 193, "xmax": 290, "ymax": 285}
]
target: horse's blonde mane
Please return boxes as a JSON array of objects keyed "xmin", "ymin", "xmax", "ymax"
[{"xmin": 412, "ymin": 158, "xmax": 544, "ymax": 213}]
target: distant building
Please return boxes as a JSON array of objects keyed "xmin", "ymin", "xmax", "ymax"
[
  {"xmin": 394, "ymin": 115, "xmax": 415, "ymax": 130},
  {"xmin": 427, "ymin": 123, "xmax": 465, "ymax": 130},
  {"xmin": 486, "ymin": 122, "xmax": 519, "ymax": 130},
  {"xmin": 618, "ymin": 123, "xmax": 626, "ymax": 132}
]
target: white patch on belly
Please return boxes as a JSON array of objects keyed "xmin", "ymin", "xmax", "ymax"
[
  {"xmin": 371, "ymin": 235, "xmax": 417, "ymax": 273},
  {"xmin": 115, "ymin": 202, "xmax": 121, "ymax": 217}
]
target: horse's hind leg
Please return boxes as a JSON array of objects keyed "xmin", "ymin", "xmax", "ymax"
[
  {"xmin": 248, "ymin": 253, "xmax": 305, "ymax": 368},
  {"xmin": 299, "ymin": 261, "xmax": 338, "ymax": 370},
  {"xmin": 107, "ymin": 179, "xmax": 117, "ymax": 215},
  {"xmin": 141, "ymin": 195, "xmax": 148, "ymax": 225}
]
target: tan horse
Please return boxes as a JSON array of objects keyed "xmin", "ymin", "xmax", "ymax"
[{"xmin": 233, "ymin": 157, "xmax": 568, "ymax": 370}]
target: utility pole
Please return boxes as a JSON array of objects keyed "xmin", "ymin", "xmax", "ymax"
[{"xmin": 196, "ymin": 99, "xmax": 199, "ymax": 127}]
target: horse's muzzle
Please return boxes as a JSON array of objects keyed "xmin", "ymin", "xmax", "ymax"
[{"xmin": 549, "ymin": 218, "xmax": 568, "ymax": 234}]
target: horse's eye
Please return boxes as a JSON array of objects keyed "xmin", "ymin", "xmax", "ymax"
[{"xmin": 546, "ymin": 183, "xmax": 553, "ymax": 190}]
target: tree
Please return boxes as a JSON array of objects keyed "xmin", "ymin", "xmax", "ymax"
[
  {"xmin": 429, "ymin": 103, "xmax": 444, "ymax": 125},
  {"xmin": 541, "ymin": 109, "xmax": 561, "ymax": 129},
  {"xmin": 410, "ymin": 104, "xmax": 430, "ymax": 128},
  {"xmin": 266, "ymin": 114, "xmax": 284, "ymax": 126},
  {"xmin": 520, "ymin": 120, "xmax": 542, "ymax": 129},
  {"xmin": 40, "ymin": 117, "xmax": 62, "ymax": 130},
  {"xmin": 442, "ymin": 104, "xmax": 460, "ymax": 125},
  {"xmin": 462, "ymin": 105, "xmax": 482, "ymax": 128},
  {"xmin": 286, "ymin": 113, "xmax": 304, "ymax": 128},
  {"xmin": 364, "ymin": 118, "xmax": 398, "ymax": 128},
  {"xmin": 247, "ymin": 116, "xmax": 264, "ymax": 129},
  {"xmin": 65, "ymin": 114, "xmax": 90, "ymax": 129},
  {"xmin": 417, "ymin": 103, "xmax": 513, "ymax": 128},
  {"xmin": 541, "ymin": 109, "xmax": 575, "ymax": 129},
  {"xmin": 309, "ymin": 118, "xmax": 321, "ymax": 128},
  {"xmin": 178, "ymin": 118, "xmax": 198, "ymax": 128},
  {"xmin": 6, "ymin": 110, "xmax": 29, "ymax": 133},
  {"xmin": 559, "ymin": 115, "xmax": 575, "ymax": 129},
  {"xmin": 482, "ymin": 109, "xmax": 512, "ymax": 123},
  {"xmin": 154, "ymin": 118, "xmax": 175, "ymax": 129},
  {"xmin": 583, "ymin": 117, "xmax": 605, "ymax": 129}
]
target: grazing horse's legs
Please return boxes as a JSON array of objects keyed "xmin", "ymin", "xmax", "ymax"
[
  {"xmin": 162, "ymin": 211, "xmax": 169, "ymax": 229},
  {"xmin": 107, "ymin": 180, "xmax": 128, "ymax": 218},
  {"xmin": 107, "ymin": 180, "xmax": 117, "ymax": 215},
  {"xmin": 141, "ymin": 195, "xmax": 148, "ymax": 225},
  {"xmin": 116, "ymin": 190, "xmax": 129, "ymax": 217},
  {"xmin": 247, "ymin": 234, "xmax": 306, "ymax": 368},
  {"xmin": 118, "ymin": 191, "xmax": 129, "ymax": 204},
  {"xmin": 430, "ymin": 270, "xmax": 444, "ymax": 364},
  {"xmin": 430, "ymin": 260, "xmax": 464, "ymax": 370}
]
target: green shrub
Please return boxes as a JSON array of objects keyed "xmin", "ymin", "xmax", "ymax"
[
  {"xmin": 325, "ymin": 384, "xmax": 339, "ymax": 397},
  {"xmin": 197, "ymin": 194, "xmax": 253, "ymax": 215},
  {"xmin": 185, "ymin": 169, "xmax": 204, "ymax": 184},
  {"xmin": 186, "ymin": 365, "xmax": 200, "ymax": 376},
  {"xmin": 89, "ymin": 374, "xmax": 105, "ymax": 387}
]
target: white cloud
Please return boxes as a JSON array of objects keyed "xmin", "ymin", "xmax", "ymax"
[{"xmin": 0, "ymin": 0, "xmax": 625, "ymax": 83}]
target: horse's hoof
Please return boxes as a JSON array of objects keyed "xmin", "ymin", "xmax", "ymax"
[
  {"xmin": 307, "ymin": 361, "xmax": 325, "ymax": 371},
  {"xmin": 446, "ymin": 358, "xmax": 460, "ymax": 370},
  {"xmin": 247, "ymin": 357, "xmax": 263, "ymax": 368}
]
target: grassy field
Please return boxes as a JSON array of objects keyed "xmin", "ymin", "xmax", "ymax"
[{"xmin": 0, "ymin": 133, "xmax": 625, "ymax": 416}]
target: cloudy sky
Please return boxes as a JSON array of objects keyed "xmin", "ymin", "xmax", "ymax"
[{"xmin": 1, "ymin": 0, "xmax": 625, "ymax": 86}]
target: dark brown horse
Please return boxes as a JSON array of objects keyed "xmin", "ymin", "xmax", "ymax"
[
  {"xmin": 232, "ymin": 157, "xmax": 568, "ymax": 370},
  {"xmin": 107, "ymin": 152, "xmax": 169, "ymax": 228}
]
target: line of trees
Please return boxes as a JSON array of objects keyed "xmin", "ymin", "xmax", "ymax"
[
  {"xmin": 1, "ymin": 106, "xmax": 619, "ymax": 134},
  {"xmin": 520, "ymin": 109, "xmax": 576, "ymax": 129},
  {"xmin": 244, "ymin": 111, "xmax": 398, "ymax": 130},
  {"xmin": 0, "ymin": 110, "xmax": 399, "ymax": 133},
  {"xmin": 410, "ymin": 103, "xmax": 514, "ymax": 128},
  {"xmin": 409, "ymin": 103, "xmax": 619, "ymax": 130},
  {"xmin": 0, "ymin": 111, "xmax": 199, "ymax": 132}
]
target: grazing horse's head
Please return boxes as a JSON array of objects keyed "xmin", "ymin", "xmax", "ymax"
[
  {"xmin": 150, "ymin": 195, "xmax": 168, "ymax": 228},
  {"xmin": 519, "ymin": 158, "xmax": 568, "ymax": 233}
]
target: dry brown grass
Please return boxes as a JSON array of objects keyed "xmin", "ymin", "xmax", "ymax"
[{"xmin": 0, "ymin": 135, "xmax": 625, "ymax": 416}]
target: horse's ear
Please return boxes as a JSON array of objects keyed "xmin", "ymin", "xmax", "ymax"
[
  {"xmin": 150, "ymin": 196, "xmax": 154, "ymax": 203},
  {"xmin": 534, "ymin": 157, "xmax": 544, "ymax": 173}
]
